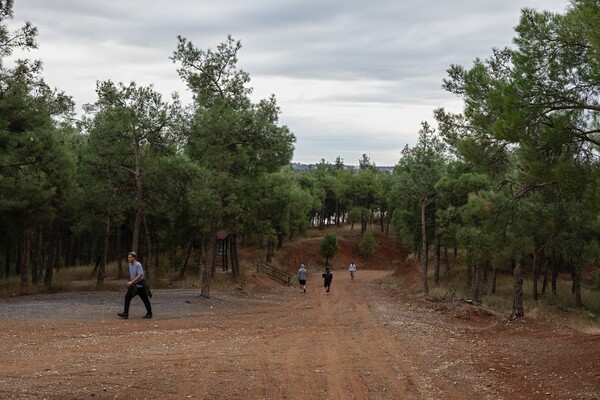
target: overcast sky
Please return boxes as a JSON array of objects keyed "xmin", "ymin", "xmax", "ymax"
[{"xmin": 9, "ymin": 0, "xmax": 569, "ymax": 166}]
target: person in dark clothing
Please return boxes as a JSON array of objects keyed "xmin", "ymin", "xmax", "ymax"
[
  {"xmin": 322, "ymin": 267, "xmax": 333, "ymax": 294},
  {"xmin": 118, "ymin": 252, "xmax": 152, "ymax": 319}
]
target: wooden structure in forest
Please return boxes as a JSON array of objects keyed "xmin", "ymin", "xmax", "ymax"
[{"xmin": 256, "ymin": 261, "xmax": 293, "ymax": 286}]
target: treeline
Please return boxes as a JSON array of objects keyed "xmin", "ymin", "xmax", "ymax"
[
  {"xmin": 1, "ymin": 1, "xmax": 599, "ymax": 317},
  {"xmin": 0, "ymin": 2, "xmax": 391, "ymax": 297}
]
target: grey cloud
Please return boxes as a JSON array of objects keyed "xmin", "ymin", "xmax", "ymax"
[{"xmin": 9, "ymin": 0, "xmax": 568, "ymax": 166}]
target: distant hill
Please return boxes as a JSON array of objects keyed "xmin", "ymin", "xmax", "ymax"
[{"xmin": 290, "ymin": 162, "xmax": 394, "ymax": 173}]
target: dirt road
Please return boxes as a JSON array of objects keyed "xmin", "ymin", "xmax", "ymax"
[{"xmin": 0, "ymin": 270, "xmax": 598, "ymax": 399}]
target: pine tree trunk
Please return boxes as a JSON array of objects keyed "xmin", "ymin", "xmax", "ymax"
[
  {"xmin": 222, "ymin": 237, "xmax": 228, "ymax": 272},
  {"xmin": 491, "ymin": 262, "xmax": 497, "ymax": 294},
  {"xmin": 533, "ymin": 247, "xmax": 539, "ymax": 302},
  {"xmin": 444, "ymin": 247, "xmax": 450, "ymax": 279},
  {"xmin": 4, "ymin": 237, "xmax": 10, "ymax": 277},
  {"xmin": 16, "ymin": 236, "xmax": 22, "ymax": 275},
  {"xmin": 31, "ymin": 229, "xmax": 40, "ymax": 285},
  {"xmin": 483, "ymin": 259, "xmax": 489, "ymax": 284},
  {"xmin": 466, "ymin": 252, "xmax": 473, "ymax": 287},
  {"xmin": 143, "ymin": 216, "xmax": 152, "ymax": 280},
  {"xmin": 97, "ymin": 211, "xmax": 110, "ymax": 289},
  {"xmin": 131, "ymin": 141, "xmax": 143, "ymax": 254},
  {"xmin": 116, "ymin": 228, "xmax": 124, "ymax": 279},
  {"xmin": 132, "ymin": 210, "xmax": 143, "ymax": 254},
  {"xmin": 44, "ymin": 223, "xmax": 58, "ymax": 289},
  {"xmin": 551, "ymin": 253, "xmax": 559, "ymax": 296},
  {"xmin": 93, "ymin": 253, "xmax": 101, "ymax": 275},
  {"xmin": 266, "ymin": 239, "xmax": 274, "ymax": 263},
  {"xmin": 385, "ymin": 217, "xmax": 391, "ymax": 236},
  {"xmin": 20, "ymin": 226, "xmax": 33, "ymax": 291},
  {"xmin": 54, "ymin": 229, "xmax": 62, "ymax": 272},
  {"xmin": 570, "ymin": 257, "xmax": 583, "ymax": 308},
  {"xmin": 421, "ymin": 196, "xmax": 429, "ymax": 295},
  {"xmin": 231, "ymin": 234, "xmax": 240, "ymax": 283},
  {"xmin": 154, "ymin": 236, "xmax": 160, "ymax": 273},
  {"xmin": 541, "ymin": 252, "xmax": 549, "ymax": 295},
  {"xmin": 195, "ymin": 233, "xmax": 204, "ymax": 276},
  {"xmin": 434, "ymin": 239, "xmax": 440, "ymax": 285},
  {"xmin": 511, "ymin": 253, "xmax": 525, "ymax": 319},
  {"xmin": 473, "ymin": 259, "xmax": 481, "ymax": 303},
  {"xmin": 65, "ymin": 235, "xmax": 74, "ymax": 267},
  {"xmin": 180, "ymin": 235, "xmax": 195, "ymax": 278},
  {"xmin": 319, "ymin": 202, "xmax": 325, "ymax": 230},
  {"xmin": 201, "ymin": 218, "xmax": 218, "ymax": 298}
]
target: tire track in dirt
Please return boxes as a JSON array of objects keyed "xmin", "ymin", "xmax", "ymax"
[
  {"xmin": 299, "ymin": 270, "xmax": 477, "ymax": 400},
  {"xmin": 307, "ymin": 273, "xmax": 418, "ymax": 399}
]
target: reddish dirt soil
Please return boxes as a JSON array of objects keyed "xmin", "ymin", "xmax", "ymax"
[{"xmin": 0, "ymin": 232, "xmax": 598, "ymax": 399}]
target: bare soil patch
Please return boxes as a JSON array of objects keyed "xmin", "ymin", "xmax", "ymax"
[{"xmin": 0, "ymin": 232, "xmax": 598, "ymax": 399}]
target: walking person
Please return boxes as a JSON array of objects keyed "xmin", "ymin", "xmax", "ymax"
[
  {"xmin": 322, "ymin": 266, "xmax": 333, "ymax": 294},
  {"xmin": 118, "ymin": 252, "xmax": 152, "ymax": 319},
  {"xmin": 349, "ymin": 261, "xmax": 357, "ymax": 279},
  {"xmin": 297, "ymin": 263, "xmax": 308, "ymax": 293}
]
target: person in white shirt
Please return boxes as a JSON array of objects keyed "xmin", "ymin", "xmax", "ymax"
[{"xmin": 348, "ymin": 262, "xmax": 357, "ymax": 280}]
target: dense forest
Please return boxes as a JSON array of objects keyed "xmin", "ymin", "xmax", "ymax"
[{"xmin": 1, "ymin": 1, "xmax": 599, "ymax": 317}]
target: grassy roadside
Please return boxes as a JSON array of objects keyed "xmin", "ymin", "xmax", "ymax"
[{"xmin": 389, "ymin": 254, "xmax": 600, "ymax": 332}]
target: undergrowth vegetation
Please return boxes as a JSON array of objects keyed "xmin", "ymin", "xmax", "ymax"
[{"xmin": 420, "ymin": 261, "xmax": 600, "ymax": 330}]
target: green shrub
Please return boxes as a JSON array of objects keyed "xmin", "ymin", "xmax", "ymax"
[
  {"xmin": 359, "ymin": 230, "xmax": 377, "ymax": 259},
  {"xmin": 319, "ymin": 233, "xmax": 339, "ymax": 266}
]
